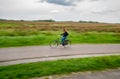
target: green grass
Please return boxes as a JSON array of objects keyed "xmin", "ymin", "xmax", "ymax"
[
  {"xmin": 0, "ymin": 31, "xmax": 120, "ymax": 47},
  {"xmin": 0, "ymin": 55, "xmax": 120, "ymax": 79},
  {"xmin": 0, "ymin": 21, "xmax": 21, "ymax": 27},
  {"xmin": 0, "ymin": 31, "xmax": 59, "ymax": 47},
  {"xmin": 69, "ymin": 31, "xmax": 120, "ymax": 44}
]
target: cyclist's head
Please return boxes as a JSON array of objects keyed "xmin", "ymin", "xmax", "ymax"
[{"xmin": 63, "ymin": 28, "xmax": 67, "ymax": 32}]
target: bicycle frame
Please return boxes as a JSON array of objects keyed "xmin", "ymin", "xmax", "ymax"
[{"xmin": 49, "ymin": 37, "xmax": 71, "ymax": 48}]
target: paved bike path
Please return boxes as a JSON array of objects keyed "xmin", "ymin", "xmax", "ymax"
[{"xmin": 0, "ymin": 44, "xmax": 120, "ymax": 66}]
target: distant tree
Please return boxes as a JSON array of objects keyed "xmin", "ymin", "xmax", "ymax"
[
  {"xmin": 20, "ymin": 20, "xmax": 24, "ymax": 22},
  {"xmin": 79, "ymin": 20, "xmax": 99, "ymax": 23},
  {"xmin": 79, "ymin": 20, "xmax": 87, "ymax": 23},
  {"xmin": 34, "ymin": 19, "xmax": 55, "ymax": 22},
  {"xmin": 63, "ymin": 21, "xmax": 74, "ymax": 22},
  {"xmin": 0, "ymin": 19, "xmax": 7, "ymax": 21}
]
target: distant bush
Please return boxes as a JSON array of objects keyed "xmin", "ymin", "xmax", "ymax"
[
  {"xmin": 79, "ymin": 20, "xmax": 99, "ymax": 23},
  {"xmin": 33, "ymin": 19, "xmax": 55, "ymax": 22},
  {"xmin": 0, "ymin": 19, "xmax": 7, "ymax": 21}
]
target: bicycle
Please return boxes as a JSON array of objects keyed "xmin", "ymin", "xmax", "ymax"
[{"xmin": 49, "ymin": 38, "xmax": 71, "ymax": 48}]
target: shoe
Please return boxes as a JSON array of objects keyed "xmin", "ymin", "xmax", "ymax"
[{"xmin": 62, "ymin": 44, "xmax": 65, "ymax": 46}]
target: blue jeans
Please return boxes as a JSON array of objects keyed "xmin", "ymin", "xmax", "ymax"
[{"xmin": 61, "ymin": 36, "xmax": 67, "ymax": 45}]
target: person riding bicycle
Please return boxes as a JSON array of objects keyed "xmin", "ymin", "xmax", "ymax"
[{"xmin": 61, "ymin": 28, "xmax": 69, "ymax": 46}]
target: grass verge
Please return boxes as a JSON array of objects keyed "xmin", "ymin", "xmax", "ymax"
[
  {"xmin": 0, "ymin": 31, "xmax": 120, "ymax": 48},
  {"xmin": 0, "ymin": 55, "xmax": 120, "ymax": 79}
]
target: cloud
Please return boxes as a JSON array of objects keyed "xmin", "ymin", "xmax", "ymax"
[
  {"xmin": 50, "ymin": 10, "xmax": 59, "ymax": 13},
  {"xmin": 91, "ymin": 9, "xmax": 120, "ymax": 14},
  {"xmin": 39, "ymin": 0, "xmax": 83, "ymax": 6},
  {"xmin": 0, "ymin": 0, "xmax": 120, "ymax": 23},
  {"xmin": 90, "ymin": 0, "xmax": 107, "ymax": 1}
]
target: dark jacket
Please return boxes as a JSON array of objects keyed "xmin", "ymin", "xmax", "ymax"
[{"xmin": 61, "ymin": 32, "xmax": 68, "ymax": 37}]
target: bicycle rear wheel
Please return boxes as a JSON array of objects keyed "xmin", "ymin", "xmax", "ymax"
[{"xmin": 49, "ymin": 40, "xmax": 59, "ymax": 48}]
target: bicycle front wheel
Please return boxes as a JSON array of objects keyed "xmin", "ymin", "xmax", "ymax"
[
  {"xmin": 49, "ymin": 40, "xmax": 59, "ymax": 48},
  {"xmin": 64, "ymin": 40, "xmax": 71, "ymax": 47}
]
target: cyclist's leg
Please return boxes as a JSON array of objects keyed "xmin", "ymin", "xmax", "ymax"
[{"xmin": 61, "ymin": 36, "xmax": 67, "ymax": 46}]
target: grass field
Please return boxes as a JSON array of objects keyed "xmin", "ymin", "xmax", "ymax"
[
  {"xmin": 0, "ymin": 21, "xmax": 120, "ymax": 47},
  {"xmin": 0, "ymin": 31, "xmax": 120, "ymax": 47},
  {"xmin": 0, "ymin": 55, "xmax": 120, "ymax": 79},
  {"xmin": 0, "ymin": 21, "xmax": 120, "ymax": 33}
]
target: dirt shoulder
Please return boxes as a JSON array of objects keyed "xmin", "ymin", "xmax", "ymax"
[{"xmin": 33, "ymin": 68, "xmax": 120, "ymax": 79}]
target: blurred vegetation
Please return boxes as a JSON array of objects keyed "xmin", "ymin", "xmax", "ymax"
[
  {"xmin": 0, "ymin": 55, "xmax": 120, "ymax": 79},
  {"xmin": 0, "ymin": 20, "xmax": 120, "ymax": 47}
]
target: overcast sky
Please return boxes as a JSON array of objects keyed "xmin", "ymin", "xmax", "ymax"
[{"xmin": 0, "ymin": 0, "xmax": 120, "ymax": 23}]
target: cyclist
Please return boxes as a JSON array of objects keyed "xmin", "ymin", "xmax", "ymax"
[{"xmin": 61, "ymin": 28, "xmax": 69, "ymax": 46}]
